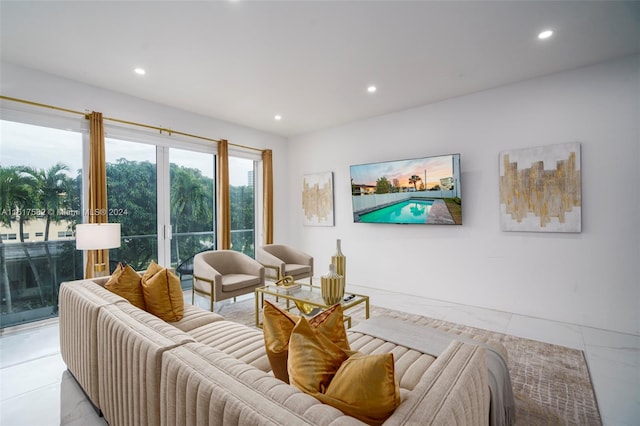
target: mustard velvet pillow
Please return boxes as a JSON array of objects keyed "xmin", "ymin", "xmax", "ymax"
[
  {"xmin": 316, "ymin": 352, "xmax": 401, "ymax": 425},
  {"xmin": 141, "ymin": 261, "xmax": 184, "ymax": 321},
  {"xmin": 262, "ymin": 301, "xmax": 350, "ymax": 383},
  {"xmin": 142, "ymin": 260, "xmax": 163, "ymax": 283},
  {"xmin": 105, "ymin": 263, "xmax": 145, "ymax": 310},
  {"xmin": 287, "ymin": 317, "xmax": 351, "ymax": 394}
]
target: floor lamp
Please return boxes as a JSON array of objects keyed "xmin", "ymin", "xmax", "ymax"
[{"xmin": 76, "ymin": 223, "xmax": 121, "ymax": 278}]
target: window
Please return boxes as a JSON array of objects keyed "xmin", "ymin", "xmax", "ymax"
[
  {"xmin": 105, "ymin": 138, "xmax": 157, "ymax": 272},
  {"xmin": 1, "ymin": 113, "xmax": 262, "ymax": 327},
  {"xmin": 229, "ymin": 157, "xmax": 256, "ymax": 257},
  {"xmin": 169, "ymin": 147, "xmax": 215, "ymax": 273},
  {"xmin": 0, "ymin": 119, "xmax": 84, "ymax": 326}
]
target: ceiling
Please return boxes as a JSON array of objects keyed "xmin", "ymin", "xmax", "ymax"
[{"xmin": 1, "ymin": 1, "xmax": 639, "ymax": 138}]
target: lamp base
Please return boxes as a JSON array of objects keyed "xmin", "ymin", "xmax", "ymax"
[{"xmin": 94, "ymin": 263, "xmax": 107, "ymax": 278}]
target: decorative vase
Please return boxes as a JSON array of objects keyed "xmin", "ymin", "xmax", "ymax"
[
  {"xmin": 331, "ymin": 238, "xmax": 346, "ymax": 283},
  {"xmin": 321, "ymin": 263, "xmax": 345, "ymax": 306}
]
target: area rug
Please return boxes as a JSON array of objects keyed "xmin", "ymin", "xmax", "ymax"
[{"xmin": 216, "ymin": 298, "xmax": 602, "ymax": 426}]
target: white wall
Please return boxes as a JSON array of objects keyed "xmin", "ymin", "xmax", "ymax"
[
  {"xmin": 288, "ymin": 55, "xmax": 640, "ymax": 335},
  {"xmin": 0, "ymin": 62, "xmax": 291, "ymax": 245}
]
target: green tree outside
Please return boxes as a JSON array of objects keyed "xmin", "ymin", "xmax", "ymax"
[{"xmin": 375, "ymin": 176, "xmax": 391, "ymax": 194}]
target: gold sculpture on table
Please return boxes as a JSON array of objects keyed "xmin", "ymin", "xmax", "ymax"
[{"xmin": 274, "ymin": 276, "xmax": 316, "ymax": 315}]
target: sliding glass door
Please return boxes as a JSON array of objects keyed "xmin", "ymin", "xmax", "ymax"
[
  {"xmin": 168, "ymin": 148, "xmax": 215, "ymax": 288},
  {"xmin": 229, "ymin": 157, "xmax": 256, "ymax": 258},
  {"xmin": 104, "ymin": 138, "xmax": 158, "ymax": 272}
]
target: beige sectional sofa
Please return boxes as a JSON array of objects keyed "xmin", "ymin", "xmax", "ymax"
[{"xmin": 59, "ymin": 278, "xmax": 491, "ymax": 425}]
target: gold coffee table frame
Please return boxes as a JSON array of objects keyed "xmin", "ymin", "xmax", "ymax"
[{"xmin": 255, "ymin": 282, "xmax": 369, "ymax": 328}]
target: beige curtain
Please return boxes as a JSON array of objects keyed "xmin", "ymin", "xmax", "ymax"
[
  {"xmin": 262, "ymin": 149, "xmax": 273, "ymax": 245},
  {"xmin": 217, "ymin": 139, "xmax": 231, "ymax": 249},
  {"xmin": 86, "ymin": 112, "xmax": 109, "ymax": 278}
]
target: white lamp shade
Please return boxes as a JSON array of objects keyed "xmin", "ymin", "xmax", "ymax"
[{"xmin": 75, "ymin": 223, "xmax": 121, "ymax": 250}]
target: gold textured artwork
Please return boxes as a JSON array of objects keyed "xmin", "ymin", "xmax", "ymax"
[
  {"xmin": 302, "ymin": 172, "xmax": 334, "ymax": 226},
  {"xmin": 499, "ymin": 142, "xmax": 581, "ymax": 232}
]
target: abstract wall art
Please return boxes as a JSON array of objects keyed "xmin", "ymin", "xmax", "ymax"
[
  {"xmin": 302, "ymin": 171, "xmax": 334, "ymax": 226},
  {"xmin": 499, "ymin": 142, "xmax": 581, "ymax": 232}
]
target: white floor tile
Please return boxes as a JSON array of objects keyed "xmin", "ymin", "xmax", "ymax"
[
  {"xmin": 594, "ymin": 376, "xmax": 640, "ymax": 426},
  {"xmin": 582, "ymin": 326, "xmax": 640, "ymax": 351},
  {"xmin": 0, "ymin": 382, "xmax": 60, "ymax": 426},
  {"xmin": 506, "ymin": 314, "xmax": 585, "ymax": 350},
  {"xmin": 441, "ymin": 304, "xmax": 512, "ymax": 333},
  {"xmin": 0, "ymin": 323, "xmax": 60, "ymax": 368},
  {"xmin": 0, "ymin": 353, "xmax": 66, "ymax": 401},
  {"xmin": 60, "ymin": 371, "xmax": 106, "ymax": 426}
]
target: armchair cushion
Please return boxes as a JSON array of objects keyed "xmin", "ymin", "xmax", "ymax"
[
  {"xmin": 221, "ymin": 274, "xmax": 263, "ymax": 292},
  {"xmin": 285, "ymin": 264, "xmax": 311, "ymax": 277}
]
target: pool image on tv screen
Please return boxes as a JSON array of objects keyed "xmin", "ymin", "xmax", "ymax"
[{"xmin": 349, "ymin": 153, "xmax": 461, "ymax": 225}]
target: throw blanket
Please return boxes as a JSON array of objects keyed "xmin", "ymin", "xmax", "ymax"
[{"xmin": 351, "ymin": 317, "xmax": 515, "ymax": 426}]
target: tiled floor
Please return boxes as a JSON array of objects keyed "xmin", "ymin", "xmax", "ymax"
[{"xmin": 1, "ymin": 286, "xmax": 638, "ymax": 426}]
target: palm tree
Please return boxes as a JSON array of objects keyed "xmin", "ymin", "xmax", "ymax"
[
  {"xmin": 0, "ymin": 166, "xmax": 32, "ymax": 313},
  {"xmin": 23, "ymin": 163, "xmax": 72, "ymax": 304},
  {"xmin": 408, "ymin": 175, "xmax": 422, "ymax": 191},
  {"xmin": 170, "ymin": 167, "xmax": 209, "ymax": 265},
  {"xmin": 23, "ymin": 163, "xmax": 71, "ymax": 241}
]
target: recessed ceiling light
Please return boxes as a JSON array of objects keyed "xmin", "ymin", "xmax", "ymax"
[
  {"xmin": 134, "ymin": 68, "xmax": 146, "ymax": 75},
  {"xmin": 367, "ymin": 85, "xmax": 377, "ymax": 93},
  {"xmin": 538, "ymin": 30, "xmax": 553, "ymax": 40},
  {"xmin": 274, "ymin": 115, "xmax": 282, "ymax": 121}
]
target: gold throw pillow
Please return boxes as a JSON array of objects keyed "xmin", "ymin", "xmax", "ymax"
[
  {"xmin": 316, "ymin": 352, "xmax": 401, "ymax": 425},
  {"xmin": 141, "ymin": 261, "xmax": 184, "ymax": 321},
  {"xmin": 287, "ymin": 316, "xmax": 351, "ymax": 394},
  {"xmin": 142, "ymin": 260, "xmax": 163, "ymax": 283},
  {"xmin": 262, "ymin": 301, "xmax": 350, "ymax": 383},
  {"xmin": 105, "ymin": 263, "xmax": 145, "ymax": 310}
]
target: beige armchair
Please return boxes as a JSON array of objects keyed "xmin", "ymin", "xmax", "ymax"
[
  {"xmin": 193, "ymin": 250, "xmax": 265, "ymax": 311},
  {"xmin": 256, "ymin": 244, "xmax": 313, "ymax": 285}
]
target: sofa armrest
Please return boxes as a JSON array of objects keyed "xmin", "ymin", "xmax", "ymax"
[
  {"xmin": 58, "ymin": 280, "xmax": 128, "ymax": 409},
  {"xmin": 385, "ymin": 341, "xmax": 490, "ymax": 425}
]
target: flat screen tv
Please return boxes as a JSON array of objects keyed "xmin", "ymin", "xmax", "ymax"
[{"xmin": 349, "ymin": 153, "xmax": 461, "ymax": 225}]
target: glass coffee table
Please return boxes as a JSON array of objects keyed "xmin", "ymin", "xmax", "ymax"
[{"xmin": 255, "ymin": 283, "xmax": 369, "ymax": 328}]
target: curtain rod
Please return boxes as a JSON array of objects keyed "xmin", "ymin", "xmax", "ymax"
[{"xmin": 0, "ymin": 95, "xmax": 264, "ymax": 153}]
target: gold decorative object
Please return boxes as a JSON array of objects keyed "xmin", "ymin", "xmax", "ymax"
[
  {"xmin": 274, "ymin": 275, "xmax": 295, "ymax": 286},
  {"xmin": 331, "ymin": 239, "xmax": 346, "ymax": 282},
  {"xmin": 295, "ymin": 301, "xmax": 319, "ymax": 316},
  {"xmin": 321, "ymin": 263, "xmax": 345, "ymax": 306}
]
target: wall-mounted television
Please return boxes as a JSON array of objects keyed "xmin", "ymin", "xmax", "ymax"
[{"xmin": 349, "ymin": 153, "xmax": 461, "ymax": 225}]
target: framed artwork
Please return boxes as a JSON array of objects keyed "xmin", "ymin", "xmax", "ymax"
[
  {"xmin": 499, "ymin": 142, "xmax": 581, "ymax": 232},
  {"xmin": 302, "ymin": 171, "xmax": 334, "ymax": 226}
]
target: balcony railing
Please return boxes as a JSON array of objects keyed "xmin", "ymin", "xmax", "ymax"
[
  {"xmin": 0, "ymin": 228, "xmax": 255, "ymax": 329},
  {"xmin": 0, "ymin": 240, "xmax": 83, "ymax": 328}
]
